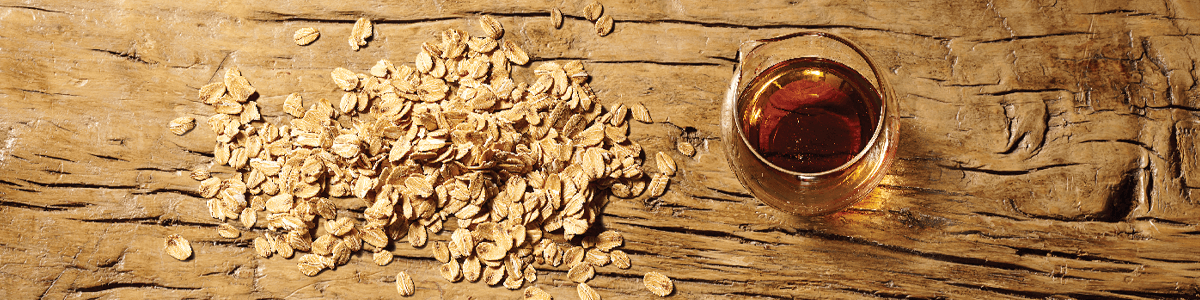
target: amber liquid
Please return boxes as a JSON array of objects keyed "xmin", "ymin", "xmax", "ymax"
[{"xmin": 738, "ymin": 58, "xmax": 882, "ymax": 173}]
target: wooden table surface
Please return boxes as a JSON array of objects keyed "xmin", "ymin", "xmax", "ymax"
[{"xmin": 4, "ymin": 0, "xmax": 1200, "ymax": 299}]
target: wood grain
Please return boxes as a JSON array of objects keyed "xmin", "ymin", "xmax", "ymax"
[{"xmin": 3, "ymin": 0, "xmax": 1200, "ymax": 298}]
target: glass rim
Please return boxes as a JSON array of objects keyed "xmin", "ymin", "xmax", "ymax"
[{"xmin": 732, "ymin": 31, "xmax": 892, "ymax": 178}]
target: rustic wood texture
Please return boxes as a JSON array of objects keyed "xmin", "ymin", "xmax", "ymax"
[{"xmin": 3, "ymin": 0, "xmax": 1200, "ymax": 298}]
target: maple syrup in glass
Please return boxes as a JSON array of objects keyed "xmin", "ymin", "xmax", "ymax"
[
  {"xmin": 721, "ymin": 32, "xmax": 898, "ymax": 216},
  {"xmin": 738, "ymin": 57, "xmax": 881, "ymax": 174}
]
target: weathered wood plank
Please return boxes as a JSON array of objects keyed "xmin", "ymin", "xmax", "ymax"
[{"xmin": 3, "ymin": 0, "xmax": 1200, "ymax": 299}]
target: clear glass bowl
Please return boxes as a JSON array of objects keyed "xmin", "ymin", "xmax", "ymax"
[{"xmin": 720, "ymin": 32, "xmax": 899, "ymax": 216}]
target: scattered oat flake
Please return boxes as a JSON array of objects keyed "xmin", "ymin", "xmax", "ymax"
[
  {"xmin": 655, "ymin": 152, "xmax": 676, "ymax": 176},
  {"xmin": 169, "ymin": 117, "xmax": 196, "ymax": 135},
  {"xmin": 504, "ymin": 41, "xmax": 529, "ymax": 66},
  {"xmin": 374, "ymin": 250, "xmax": 393, "ymax": 266},
  {"xmin": 331, "ymin": 67, "xmax": 359, "ymax": 91},
  {"xmin": 165, "ymin": 234, "xmax": 192, "ymax": 261},
  {"xmin": 298, "ymin": 262, "xmax": 323, "ymax": 276},
  {"xmin": 283, "ymin": 93, "xmax": 304, "ymax": 117},
  {"xmin": 217, "ymin": 223, "xmax": 240, "ymax": 238},
  {"xmin": 240, "ymin": 208, "xmax": 257, "ymax": 228},
  {"xmin": 254, "ymin": 237, "xmax": 272, "ymax": 258},
  {"xmin": 677, "ymin": 139, "xmax": 695, "ymax": 157},
  {"xmin": 524, "ymin": 286, "xmax": 552, "ymax": 300},
  {"xmin": 585, "ymin": 248, "xmax": 610, "ymax": 267},
  {"xmin": 644, "ymin": 271, "xmax": 674, "ymax": 297},
  {"xmin": 567, "ymin": 262, "xmax": 595, "ymax": 283},
  {"xmin": 597, "ymin": 230, "xmax": 623, "ymax": 251},
  {"xmin": 440, "ymin": 260, "xmax": 463, "ymax": 282},
  {"xmin": 550, "ymin": 9, "xmax": 563, "ymax": 29},
  {"xmin": 577, "ymin": 282, "xmax": 601, "ymax": 300},
  {"xmin": 349, "ymin": 17, "xmax": 372, "ymax": 51},
  {"xmin": 198, "ymin": 82, "xmax": 225, "ymax": 104},
  {"xmin": 631, "ymin": 102, "xmax": 652, "ymax": 123},
  {"xmin": 480, "ymin": 15, "xmax": 504, "ymax": 40},
  {"xmin": 595, "ymin": 15, "xmax": 614, "ymax": 37},
  {"xmin": 611, "ymin": 250, "xmax": 631, "ymax": 269},
  {"xmin": 190, "ymin": 167, "xmax": 210, "ymax": 181},
  {"xmin": 294, "ymin": 27, "xmax": 320, "ymax": 46},
  {"xmin": 648, "ymin": 173, "xmax": 669, "ymax": 197},
  {"xmin": 584, "ymin": 1, "xmax": 604, "ymax": 21},
  {"xmin": 396, "ymin": 271, "xmax": 416, "ymax": 296}
]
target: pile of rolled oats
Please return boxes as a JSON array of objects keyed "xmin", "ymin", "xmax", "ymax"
[{"xmin": 174, "ymin": 13, "xmax": 679, "ymax": 299}]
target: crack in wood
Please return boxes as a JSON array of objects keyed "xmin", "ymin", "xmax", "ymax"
[
  {"xmin": 68, "ymin": 282, "xmax": 200, "ymax": 293},
  {"xmin": 33, "ymin": 153, "xmax": 75, "ymax": 163},
  {"xmin": 746, "ymin": 226, "xmax": 1074, "ymax": 278},
  {"xmin": 0, "ymin": 5, "xmax": 67, "ymax": 14},
  {"xmin": 67, "ymin": 216, "xmax": 217, "ymax": 228},
  {"xmin": 133, "ymin": 166, "xmax": 189, "ymax": 172},
  {"xmin": 244, "ymin": 12, "xmax": 457, "ymax": 25},
  {"xmin": 877, "ymin": 184, "xmax": 971, "ymax": 197},
  {"xmin": 689, "ymin": 193, "xmax": 746, "ymax": 204},
  {"xmin": 1105, "ymin": 289, "xmax": 1200, "ymax": 299},
  {"xmin": 14, "ymin": 88, "xmax": 80, "ymax": 98},
  {"xmin": 526, "ymin": 56, "xmax": 727, "ymax": 66},
  {"xmin": 617, "ymin": 19, "xmax": 951, "ymax": 41},
  {"xmin": 939, "ymin": 162, "xmax": 1082, "ymax": 176},
  {"xmin": 1008, "ymin": 246, "xmax": 1141, "ymax": 266},
  {"xmin": 89, "ymin": 153, "xmax": 129, "ymax": 162},
  {"xmin": 0, "ymin": 200, "xmax": 67, "ymax": 211},
  {"xmin": 133, "ymin": 188, "xmax": 202, "ymax": 198},
  {"xmin": 978, "ymin": 88, "xmax": 1071, "ymax": 96},
  {"xmin": 835, "ymin": 286, "xmax": 923, "ymax": 300},
  {"xmin": 945, "ymin": 230, "xmax": 1027, "ymax": 240},
  {"xmin": 88, "ymin": 48, "xmax": 154, "ymax": 65},
  {"xmin": 19, "ymin": 179, "xmax": 137, "ymax": 190},
  {"xmin": 975, "ymin": 32, "xmax": 1093, "ymax": 44},
  {"xmin": 618, "ymin": 221, "xmax": 787, "ymax": 247}
]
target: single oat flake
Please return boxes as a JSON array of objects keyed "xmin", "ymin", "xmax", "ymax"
[
  {"xmin": 595, "ymin": 15, "xmax": 614, "ymax": 37},
  {"xmin": 373, "ymin": 250, "xmax": 393, "ymax": 266},
  {"xmin": 165, "ymin": 234, "xmax": 192, "ymax": 261},
  {"xmin": 631, "ymin": 102, "xmax": 653, "ymax": 123},
  {"xmin": 523, "ymin": 286, "xmax": 552, "ymax": 300},
  {"xmin": 293, "ymin": 27, "xmax": 320, "ymax": 46},
  {"xmin": 190, "ymin": 167, "xmax": 210, "ymax": 181},
  {"xmin": 349, "ymin": 17, "xmax": 372, "ymax": 51},
  {"xmin": 577, "ymin": 282, "xmax": 601, "ymax": 300},
  {"xmin": 610, "ymin": 250, "xmax": 631, "ymax": 269},
  {"xmin": 567, "ymin": 262, "xmax": 595, "ymax": 283},
  {"xmin": 479, "ymin": 15, "xmax": 504, "ymax": 40},
  {"xmin": 396, "ymin": 271, "xmax": 416, "ymax": 296},
  {"xmin": 648, "ymin": 173, "xmax": 669, "ymax": 197},
  {"xmin": 217, "ymin": 223, "xmax": 240, "ymax": 238},
  {"xmin": 677, "ymin": 139, "xmax": 696, "ymax": 157},
  {"xmin": 584, "ymin": 1, "xmax": 604, "ymax": 21},
  {"xmin": 643, "ymin": 271, "xmax": 674, "ymax": 297},
  {"xmin": 254, "ymin": 237, "xmax": 272, "ymax": 258},
  {"xmin": 550, "ymin": 9, "xmax": 564, "ymax": 29},
  {"xmin": 169, "ymin": 116, "xmax": 196, "ymax": 135},
  {"xmin": 655, "ymin": 151, "xmax": 676, "ymax": 176}
]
